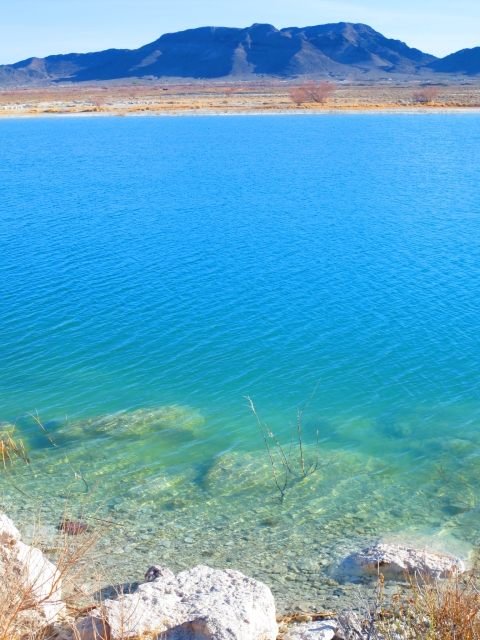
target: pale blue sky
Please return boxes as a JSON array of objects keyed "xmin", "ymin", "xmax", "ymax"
[{"xmin": 1, "ymin": 0, "xmax": 478, "ymax": 65}]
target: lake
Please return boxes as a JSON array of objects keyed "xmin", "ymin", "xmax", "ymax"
[{"xmin": 1, "ymin": 113, "xmax": 480, "ymax": 611}]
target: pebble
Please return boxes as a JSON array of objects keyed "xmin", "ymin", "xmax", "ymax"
[
  {"xmin": 295, "ymin": 601, "xmax": 314, "ymax": 612},
  {"xmin": 158, "ymin": 539, "xmax": 171, "ymax": 547}
]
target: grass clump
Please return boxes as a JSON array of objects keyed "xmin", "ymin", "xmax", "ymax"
[
  {"xmin": 400, "ymin": 567, "xmax": 480, "ymax": 639},
  {"xmin": 0, "ymin": 426, "xmax": 29, "ymax": 472}
]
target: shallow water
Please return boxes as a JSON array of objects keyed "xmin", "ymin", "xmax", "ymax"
[{"xmin": 1, "ymin": 114, "xmax": 480, "ymax": 612}]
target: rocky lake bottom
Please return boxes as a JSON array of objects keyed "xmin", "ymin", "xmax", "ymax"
[{"xmin": 2, "ymin": 405, "xmax": 478, "ymax": 615}]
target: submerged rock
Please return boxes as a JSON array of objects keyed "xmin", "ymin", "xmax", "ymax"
[
  {"xmin": 0, "ymin": 513, "xmax": 64, "ymax": 625},
  {"xmin": 443, "ymin": 502, "xmax": 471, "ymax": 516},
  {"xmin": 77, "ymin": 564, "xmax": 278, "ymax": 640},
  {"xmin": 339, "ymin": 543, "xmax": 464, "ymax": 579},
  {"xmin": 59, "ymin": 520, "xmax": 89, "ymax": 534},
  {"xmin": 56, "ymin": 405, "xmax": 205, "ymax": 440}
]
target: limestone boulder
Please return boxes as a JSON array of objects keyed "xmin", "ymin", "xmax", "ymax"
[
  {"xmin": 339, "ymin": 543, "xmax": 464, "ymax": 579},
  {"xmin": 0, "ymin": 513, "xmax": 63, "ymax": 623},
  {"xmin": 78, "ymin": 564, "xmax": 278, "ymax": 640},
  {"xmin": 281, "ymin": 621, "xmax": 337, "ymax": 640}
]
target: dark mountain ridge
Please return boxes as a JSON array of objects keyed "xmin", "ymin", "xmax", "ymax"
[
  {"xmin": 0, "ymin": 22, "xmax": 475, "ymax": 86},
  {"xmin": 428, "ymin": 47, "xmax": 480, "ymax": 75}
]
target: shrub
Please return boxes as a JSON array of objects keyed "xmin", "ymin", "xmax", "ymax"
[
  {"xmin": 412, "ymin": 86, "xmax": 440, "ymax": 104},
  {"xmin": 288, "ymin": 86, "xmax": 309, "ymax": 106},
  {"xmin": 304, "ymin": 80, "xmax": 336, "ymax": 104},
  {"xmin": 289, "ymin": 80, "xmax": 335, "ymax": 106},
  {"xmin": 90, "ymin": 96, "xmax": 106, "ymax": 109}
]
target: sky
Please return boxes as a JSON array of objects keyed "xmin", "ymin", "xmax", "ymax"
[{"xmin": 1, "ymin": 0, "xmax": 479, "ymax": 65}]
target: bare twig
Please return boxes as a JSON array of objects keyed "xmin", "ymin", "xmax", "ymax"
[
  {"xmin": 246, "ymin": 383, "xmax": 339, "ymax": 498},
  {"xmin": 435, "ymin": 456, "xmax": 451, "ymax": 485},
  {"xmin": 244, "ymin": 397, "xmax": 287, "ymax": 499},
  {"xmin": 296, "ymin": 379, "xmax": 321, "ymax": 477}
]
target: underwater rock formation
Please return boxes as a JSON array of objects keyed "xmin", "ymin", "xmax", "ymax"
[{"xmin": 54, "ymin": 405, "xmax": 204, "ymax": 441}]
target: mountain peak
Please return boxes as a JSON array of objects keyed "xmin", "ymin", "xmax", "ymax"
[{"xmin": 2, "ymin": 21, "xmax": 472, "ymax": 87}]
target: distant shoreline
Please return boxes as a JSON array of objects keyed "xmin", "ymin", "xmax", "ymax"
[{"xmin": 2, "ymin": 83, "xmax": 479, "ymax": 117}]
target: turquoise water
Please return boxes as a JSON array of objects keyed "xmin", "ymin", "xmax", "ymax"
[{"xmin": 1, "ymin": 114, "xmax": 480, "ymax": 609}]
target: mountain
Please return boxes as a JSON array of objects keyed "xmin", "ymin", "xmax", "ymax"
[
  {"xmin": 0, "ymin": 22, "xmax": 439, "ymax": 85},
  {"xmin": 428, "ymin": 47, "xmax": 480, "ymax": 75}
]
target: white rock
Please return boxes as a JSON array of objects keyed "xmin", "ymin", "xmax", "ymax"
[
  {"xmin": 281, "ymin": 621, "xmax": 337, "ymax": 640},
  {"xmin": 339, "ymin": 543, "xmax": 464, "ymax": 579},
  {"xmin": 0, "ymin": 513, "xmax": 21, "ymax": 545},
  {"xmin": 0, "ymin": 513, "xmax": 63, "ymax": 623},
  {"xmin": 80, "ymin": 564, "xmax": 278, "ymax": 640},
  {"xmin": 16, "ymin": 540, "xmax": 64, "ymax": 621}
]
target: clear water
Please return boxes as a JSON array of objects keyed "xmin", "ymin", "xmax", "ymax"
[{"xmin": 1, "ymin": 114, "xmax": 480, "ymax": 610}]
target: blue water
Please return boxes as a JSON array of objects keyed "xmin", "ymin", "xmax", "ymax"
[{"xmin": 1, "ymin": 114, "xmax": 480, "ymax": 599}]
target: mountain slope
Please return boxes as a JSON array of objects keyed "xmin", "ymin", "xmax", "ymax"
[
  {"xmin": 0, "ymin": 23, "xmax": 438, "ymax": 85},
  {"xmin": 428, "ymin": 47, "xmax": 480, "ymax": 75}
]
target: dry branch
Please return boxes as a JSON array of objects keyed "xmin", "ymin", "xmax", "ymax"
[{"xmin": 245, "ymin": 384, "xmax": 338, "ymax": 499}]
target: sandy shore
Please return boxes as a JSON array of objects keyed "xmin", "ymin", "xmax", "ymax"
[{"xmin": 2, "ymin": 107, "xmax": 480, "ymax": 119}]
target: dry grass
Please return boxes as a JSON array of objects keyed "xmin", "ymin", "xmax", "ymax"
[
  {"xmin": 346, "ymin": 565, "xmax": 480, "ymax": 639},
  {"xmin": 399, "ymin": 568, "xmax": 480, "ymax": 639},
  {"xmin": 0, "ymin": 426, "xmax": 29, "ymax": 472},
  {"xmin": 0, "ymin": 423, "xmax": 32, "ymax": 501},
  {"xmin": 0, "ymin": 500, "xmax": 117, "ymax": 640}
]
